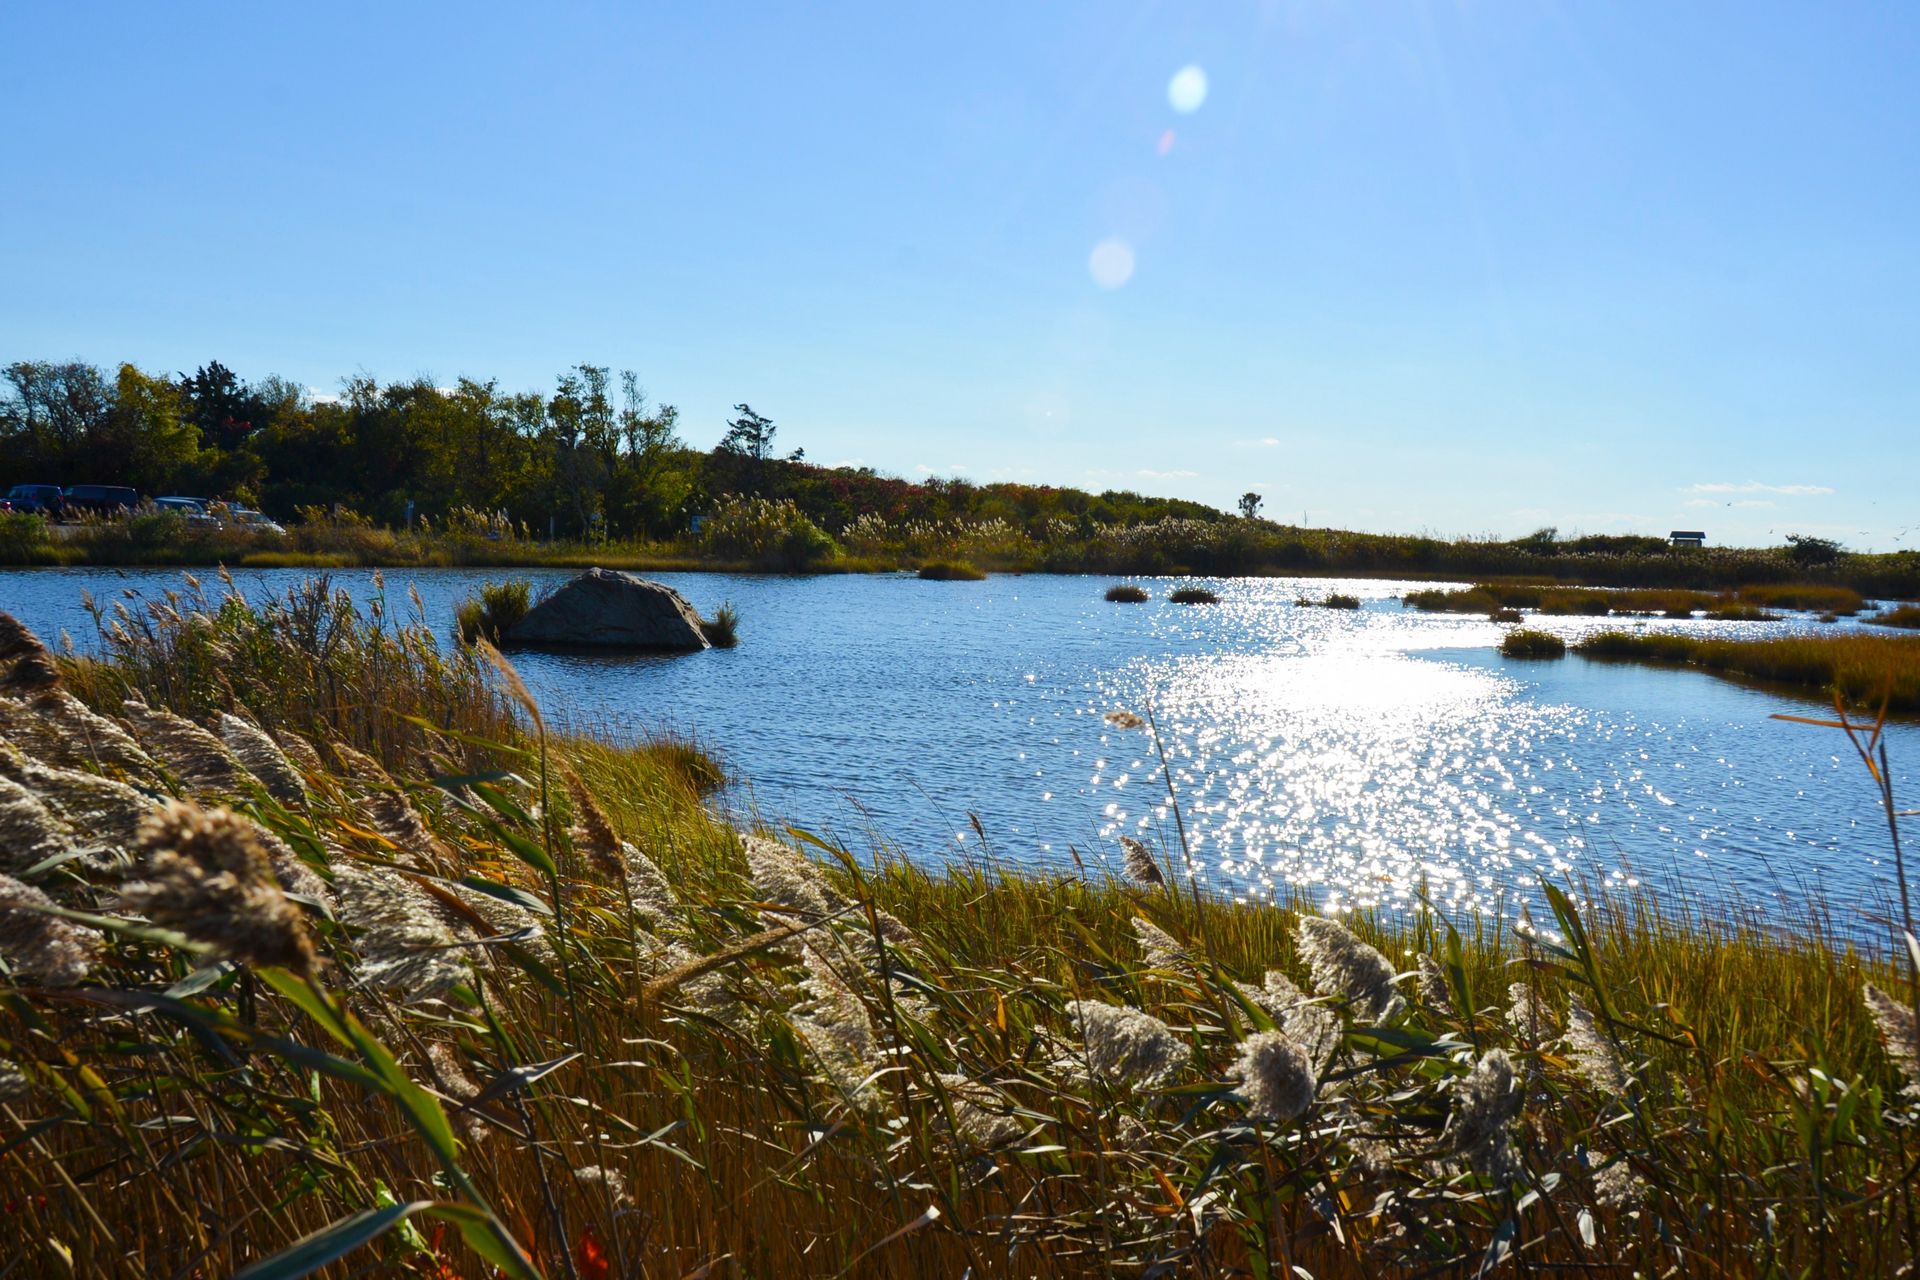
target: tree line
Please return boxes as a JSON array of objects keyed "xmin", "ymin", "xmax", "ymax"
[{"xmin": 0, "ymin": 358, "xmax": 1226, "ymax": 539}]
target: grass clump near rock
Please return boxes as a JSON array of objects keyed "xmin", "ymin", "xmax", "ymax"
[
  {"xmin": 1872, "ymin": 605, "xmax": 1920, "ymax": 630},
  {"xmin": 454, "ymin": 577, "xmax": 533, "ymax": 645},
  {"xmin": 918, "ymin": 560, "xmax": 987, "ymax": 581},
  {"xmin": 1168, "ymin": 586, "xmax": 1220, "ymax": 604},
  {"xmin": 8, "ymin": 577, "xmax": 1920, "ymax": 1275},
  {"xmin": 700, "ymin": 602, "xmax": 741, "ymax": 647},
  {"xmin": 1574, "ymin": 629, "xmax": 1920, "ymax": 712},
  {"xmin": 1499, "ymin": 628, "xmax": 1567, "ymax": 659},
  {"xmin": 1105, "ymin": 583, "xmax": 1149, "ymax": 603}
]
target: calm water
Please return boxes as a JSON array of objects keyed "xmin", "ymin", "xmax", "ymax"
[{"xmin": 3, "ymin": 566, "xmax": 1913, "ymax": 927}]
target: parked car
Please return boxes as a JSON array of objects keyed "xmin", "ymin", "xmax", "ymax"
[
  {"xmin": 61, "ymin": 484, "xmax": 140, "ymax": 517},
  {"xmin": 228, "ymin": 508, "xmax": 287, "ymax": 536},
  {"xmin": 153, "ymin": 497, "xmax": 223, "ymax": 530},
  {"xmin": 3, "ymin": 484, "xmax": 65, "ymax": 516}
]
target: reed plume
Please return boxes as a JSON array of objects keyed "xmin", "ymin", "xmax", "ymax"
[
  {"xmin": 1118, "ymin": 834, "xmax": 1165, "ymax": 887},
  {"xmin": 1446, "ymin": 1049, "xmax": 1522, "ymax": 1182},
  {"xmin": 0, "ymin": 751, "xmax": 157, "ymax": 856},
  {"xmin": 1230, "ymin": 1030, "xmax": 1316, "ymax": 1122},
  {"xmin": 122, "ymin": 800, "xmax": 319, "ymax": 977},
  {"xmin": 1262, "ymin": 969, "xmax": 1343, "ymax": 1072},
  {"xmin": 120, "ymin": 700, "xmax": 246, "ymax": 795},
  {"xmin": 0, "ymin": 775, "xmax": 76, "ymax": 873},
  {"xmin": 1506, "ymin": 981, "xmax": 1556, "ymax": 1047},
  {"xmin": 1131, "ymin": 916, "xmax": 1190, "ymax": 971},
  {"xmin": 1063, "ymin": 999, "xmax": 1190, "ymax": 1093},
  {"xmin": 1863, "ymin": 982, "xmax": 1920, "ymax": 1095},
  {"xmin": 332, "ymin": 863, "xmax": 470, "ymax": 997},
  {"xmin": 1295, "ymin": 916, "xmax": 1403, "ymax": 1023},
  {"xmin": 0, "ymin": 872, "xmax": 103, "ymax": 985},
  {"xmin": 933, "ymin": 1073, "xmax": 1024, "ymax": 1148},
  {"xmin": 1565, "ymin": 993, "xmax": 1630, "ymax": 1094},
  {"xmin": 1415, "ymin": 953, "xmax": 1455, "ymax": 1017},
  {"xmin": 0, "ymin": 1058, "xmax": 26, "ymax": 1102},
  {"xmin": 743, "ymin": 832, "xmax": 844, "ymax": 917},
  {"xmin": 218, "ymin": 713, "xmax": 308, "ymax": 807}
]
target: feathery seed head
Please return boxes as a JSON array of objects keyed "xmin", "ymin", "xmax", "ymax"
[
  {"xmin": 1863, "ymin": 983, "xmax": 1920, "ymax": 1095},
  {"xmin": 1131, "ymin": 916, "xmax": 1190, "ymax": 971},
  {"xmin": 1506, "ymin": 982, "xmax": 1556, "ymax": 1046},
  {"xmin": 120, "ymin": 701, "xmax": 246, "ymax": 795},
  {"xmin": 0, "ymin": 775, "xmax": 77, "ymax": 874},
  {"xmin": 1447, "ymin": 1049, "xmax": 1523, "ymax": 1182},
  {"xmin": 1416, "ymin": 953, "xmax": 1456, "ymax": 1017},
  {"xmin": 1063, "ymin": 999, "xmax": 1190, "ymax": 1093},
  {"xmin": 218, "ymin": 714, "xmax": 307, "ymax": 807},
  {"xmin": 1119, "ymin": 835, "xmax": 1165, "ymax": 887},
  {"xmin": 1565, "ymin": 993, "xmax": 1630, "ymax": 1093},
  {"xmin": 333, "ymin": 864, "xmax": 470, "ymax": 997},
  {"xmin": 742, "ymin": 832, "xmax": 843, "ymax": 917},
  {"xmin": 934, "ymin": 1073, "xmax": 1023, "ymax": 1148},
  {"xmin": 0, "ymin": 872, "xmax": 102, "ymax": 985},
  {"xmin": 1295, "ymin": 916, "xmax": 1403, "ymax": 1023},
  {"xmin": 123, "ymin": 801, "xmax": 319, "ymax": 976},
  {"xmin": 0, "ymin": 1058, "xmax": 27, "ymax": 1102},
  {"xmin": 1231, "ymin": 1030, "xmax": 1317, "ymax": 1122}
]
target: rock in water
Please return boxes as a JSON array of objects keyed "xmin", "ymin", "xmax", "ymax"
[{"xmin": 504, "ymin": 568, "xmax": 711, "ymax": 652}]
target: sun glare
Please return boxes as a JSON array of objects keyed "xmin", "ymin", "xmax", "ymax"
[
  {"xmin": 1088, "ymin": 237, "xmax": 1136, "ymax": 288},
  {"xmin": 1167, "ymin": 64, "xmax": 1208, "ymax": 114}
]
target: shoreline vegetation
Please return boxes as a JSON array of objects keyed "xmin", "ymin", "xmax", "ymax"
[
  {"xmin": 6, "ymin": 502, "xmax": 1919, "ymax": 602},
  {"xmin": 1562, "ymin": 629, "xmax": 1920, "ymax": 714},
  {"xmin": 3, "ymin": 358, "xmax": 1916, "ymax": 596},
  {"xmin": 1, "ymin": 579, "xmax": 1918, "ymax": 1274}
]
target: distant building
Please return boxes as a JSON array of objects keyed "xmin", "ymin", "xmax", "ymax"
[{"xmin": 1669, "ymin": 530, "xmax": 1706, "ymax": 547}]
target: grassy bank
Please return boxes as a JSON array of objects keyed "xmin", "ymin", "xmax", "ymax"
[
  {"xmin": 1406, "ymin": 579, "xmax": 1864, "ymax": 618},
  {"xmin": 1572, "ymin": 629, "xmax": 1920, "ymax": 712},
  {"xmin": 7, "ymin": 506, "xmax": 1920, "ymax": 601},
  {"xmin": 2, "ymin": 580, "xmax": 1919, "ymax": 1275}
]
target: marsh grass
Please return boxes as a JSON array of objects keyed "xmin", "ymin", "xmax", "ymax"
[
  {"xmin": 454, "ymin": 578, "xmax": 534, "ymax": 645},
  {"xmin": 1874, "ymin": 605, "xmax": 1920, "ymax": 630},
  {"xmin": 699, "ymin": 602, "xmax": 741, "ymax": 648},
  {"xmin": 1575, "ymin": 629, "xmax": 1920, "ymax": 712},
  {"xmin": 1105, "ymin": 583, "xmax": 1149, "ymax": 602},
  {"xmin": 1407, "ymin": 580, "xmax": 1864, "ymax": 619},
  {"xmin": 2, "ymin": 580, "xmax": 1919, "ymax": 1276},
  {"xmin": 1320, "ymin": 593, "xmax": 1361, "ymax": 609},
  {"xmin": 1499, "ymin": 628, "xmax": 1567, "ymax": 658},
  {"xmin": 917, "ymin": 560, "xmax": 987, "ymax": 581},
  {"xmin": 1168, "ymin": 586, "xmax": 1221, "ymax": 604}
]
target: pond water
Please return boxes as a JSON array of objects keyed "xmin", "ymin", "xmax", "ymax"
[{"xmin": 2, "ymin": 566, "xmax": 1913, "ymax": 931}]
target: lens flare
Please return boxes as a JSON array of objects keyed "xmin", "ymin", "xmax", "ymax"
[
  {"xmin": 1088, "ymin": 238, "xmax": 1135, "ymax": 289},
  {"xmin": 1168, "ymin": 65, "xmax": 1208, "ymax": 114}
]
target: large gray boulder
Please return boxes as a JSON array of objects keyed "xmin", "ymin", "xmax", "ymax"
[{"xmin": 504, "ymin": 568, "xmax": 710, "ymax": 651}]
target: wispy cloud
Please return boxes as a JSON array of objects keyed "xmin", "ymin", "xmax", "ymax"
[
  {"xmin": 1684, "ymin": 481, "xmax": 1834, "ymax": 496},
  {"xmin": 1137, "ymin": 468, "xmax": 1199, "ymax": 480}
]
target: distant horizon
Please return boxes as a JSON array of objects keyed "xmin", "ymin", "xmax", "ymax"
[{"xmin": 3, "ymin": 3, "xmax": 1915, "ymax": 550}]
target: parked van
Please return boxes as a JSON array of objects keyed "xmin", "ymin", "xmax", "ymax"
[
  {"xmin": 61, "ymin": 485, "xmax": 140, "ymax": 517},
  {"xmin": 2, "ymin": 484, "xmax": 64, "ymax": 516}
]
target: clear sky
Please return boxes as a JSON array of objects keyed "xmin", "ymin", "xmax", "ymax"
[{"xmin": 3, "ymin": 2, "xmax": 1915, "ymax": 549}]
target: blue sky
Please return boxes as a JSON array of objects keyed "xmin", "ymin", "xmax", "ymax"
[{"xmin": 2, "ymin": 2, "xmax": 1915, "ymax": 549}]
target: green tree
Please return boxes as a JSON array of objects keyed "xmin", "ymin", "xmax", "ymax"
[{"xmin": 1238, "ymin": 491, "xmax": 1263, "ymax": 520}]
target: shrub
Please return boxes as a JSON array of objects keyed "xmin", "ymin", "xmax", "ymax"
[
  {"xmin": 1105, "ymin": 584, "xmax": 1149, "ymax": 603},
  {"xmin": 1738, "ymin": 583, "xmax": 1865, "ymax": 615},
  {"xmin": 918, "ymin": 560, "xmax": 987, "ymax": 581},
  {"xmin": 1499, "ymin": 628, "xmax": 1567, "ymax": 658},
  {"xmin": 454, "ymin": 578, "xmax": 533, "ymax": 645},
  {"xmin": 699, "ymin": 497, "xmax": 839, "ymax": 571},
  {"xmin": 701, "ymin": 602, "xmax": 740, "ymax": 647},
  {"xmin": 1168, "ymin": 586, "xmax": 1220, "ymax": 604}
]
